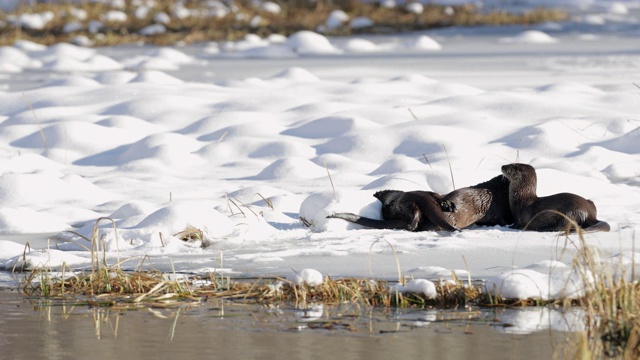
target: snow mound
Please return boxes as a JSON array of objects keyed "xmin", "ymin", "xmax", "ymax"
[
  {"xmin": 596, "ymin": 127, "xmax": 640, "ymax": 154},
  {"xmin": 269, "ymin": 67, "xmax": 319, "ymax": 82},
  {"xmin": 370, "ymin": 156, "xmax": 427, "ymax": 175},
  {"xmin": 284, "ymin": 115, "xmax": 380, "ymax": 139},
  {"xmin": 13, "ymin": 11, "xmax": 54, "ymax": 30},
  {"xmin": 405, "ymin": 35, "xmax": 442, "ymax": 51},
  {"xmin": 499, "ymin": 30, "xmax": 558, "ymax": 44},
  {"xmin": 118, "ymin": 133, "xmax": 204, "ymax": 166},
  {"xmin": 0, "ymin": 208, "xmax": 69, "ymax": 233},
  {"xmin": 286, "ymin": 31, "xmax": 342, "ymax": 55},
  {"xmin": 391, "ymin": 279, "xmax": 437, "ymax": 298},
  {"xmin": 130, "ymin": 70, "xmax": 184, "ymax": 84},
  {"xmin": 2, "ymin": 248, "xmax": 87, "ymax": 271},
  {"xmin": 0, "ymin": 172, "xmax": 112, "ymax": 208},
  {"xmin": 341, "ymin": 38, "xmax": 379, "ymax": 52},
  {"xmin": 289, "ymin": 268, "xmax": 324, "ymax": 286},
  {"xmin": 254, "ymin": 157, "xmax": 328, "ymax": 180},
  {"xmin": 0, "ymin": 46, "xmax": 42, "ymax": 72},
  {"xmin": 487, "ymin": 269, "xmax": 589, "ymax": 300},
  {"xmin": 131, "ymin": 202, "xmax": 235, "ymax": 239},
  {"xmin": 324, "ymin": 10, "xmax": 349, "ymax": 30}
]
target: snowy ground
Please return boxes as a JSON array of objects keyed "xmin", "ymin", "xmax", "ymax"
[{"xmin": 0, "ymin": 1, "xmax": 639, "ymax": 302}]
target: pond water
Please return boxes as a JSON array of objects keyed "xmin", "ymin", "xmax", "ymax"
[{"xmin": 0, "ymin": 287, "xmax": 577, "ymax": 360}]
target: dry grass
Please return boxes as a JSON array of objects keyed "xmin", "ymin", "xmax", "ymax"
[
  {"xmin": 0, "ymin": 0, "xmax": 568, "ymax": 46},
  {"xmin": 21, "ymin": 266, "xmax": 486, "ymax": 309},
  {"xmin": 566, "ymin": 230, "xmax": 640, "ymax": 358}
]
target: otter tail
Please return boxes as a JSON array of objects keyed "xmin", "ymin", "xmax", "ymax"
[
  {"xmin": 582, "ymin": 220, "xmax": 611, "ymax": 233},
  {"xmin": 412, "ymin": 194, "xmax": 460, "ymax": 232},
  {"xmin": 327, "ymin": 213, "xmax": 409, "ymax": 230}
]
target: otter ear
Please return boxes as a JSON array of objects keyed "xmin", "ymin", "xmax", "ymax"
[{"xmin": 408, "ymin": 203, "xmax": 421, "ymax": 231}]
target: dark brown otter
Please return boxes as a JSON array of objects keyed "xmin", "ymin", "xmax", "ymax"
[
  {"xmin": 327, "ymin": 175, "xmax": 513, "ymax": 231},
  {"xmin": 501, "ymin": 163, "xmax": 610, "ymax": 232},
  {"xmin": 328, "ymin": 190, "xmax": 459, "ymax": 232}
]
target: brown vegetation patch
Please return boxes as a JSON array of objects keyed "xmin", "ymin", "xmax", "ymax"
[{"xmin": 0, "ymin": 0, "xmax": 568, "ymax": 46}]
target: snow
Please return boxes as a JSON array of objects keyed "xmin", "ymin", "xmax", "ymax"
[
  {"xmin": 260, "ymin": 2, "xmax": 281, "ymax": 15},
  {"xmin": 69, "ymin": 8, "xmax": 88, "ymax": 21},
  {"xmin": 325, "ymin": 10, "xmax": 350, "ymax": 31},
  {"xmin": 406, "ymin": 2, "xmax": 424, "ymax": 14},
  {"xmin": 350, "ymin": 17, "xmax": 374, "ymax": 29},
  {"xmin": 289, "ymin": 268, "xmax": 324, "ymax": 286},
  {"xmin": 607, "ymin": 2, "xmax": 630, "ymax": 15},
  {"xmin": 88, "ymin": 21, "xmax": 103, "ymax": 34},
  {"xmin": 101, "ymin": 10, "xmax": 128, "ymax": 23},
  {"xmin": 11, "ymin": 12, "xmax": 54, "ymax": 30},
  {"xmin": 499, "ymin": 30, "xmax": 558, "ymax": 44},
  {"xmin": 286, "ymin": 31, "xmax": 343, "ymax": 55},
  {"xmin": 486, "ymin": 268, "xmax": 589, "ymax": 300},
  {"xmin": 63, "ymin": 22, "xmax": 84, "ymax": 34},
  {"xmin": 0, "ymin": 1, "xmax": 639, "ymax": 307},
  {"xmin": 391, "ymin": 279, "xmax": 437, "ymax": 298},
  {"xmin": 140, "ymin": 24, "xmax": 167, "ymax": 36},
  {"xmin": 405, "ymin": 35, "xmax": 443, "ymax": 50},
  {"xmin": 153, "ymin": 12, "xmax": 171, "ymax": 25}
]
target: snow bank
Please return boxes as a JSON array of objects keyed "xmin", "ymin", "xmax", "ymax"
[{"xmin": 0, "ymin": 4, "xmax": 639, "ymax": 304}]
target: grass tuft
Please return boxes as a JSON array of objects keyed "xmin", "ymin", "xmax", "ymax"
[
  {"xmin": 567, "ymin": 229, "xmax": 640, "ymax": 358},
  {"xmin": 175, "ymin": 226, "xmax": 204, "ymax": 242}
]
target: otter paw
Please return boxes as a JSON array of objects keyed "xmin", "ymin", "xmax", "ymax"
[{"xmin": 440, "ymin": 200, "xmax": 457, "ymax": 212}]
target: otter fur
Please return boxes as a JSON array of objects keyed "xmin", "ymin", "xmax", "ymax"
[
  {"xmin": 440, "ymin": 175, "xmax": 513, "ymax": 228},
  {"xmin": 328, "ymin": 175, "xmax": 513, "ymax": 231},
  {"xmin": 501, "ymin": 163, "xmax": 610, "ymax": 232}
]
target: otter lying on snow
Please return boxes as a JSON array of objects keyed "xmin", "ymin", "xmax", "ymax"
[
  {"xmin": 328, "ymin": 190, "xmax": 459, "ymax": 231},
  {"xmin": 501, "ymin": 163, "xmax": 610, "ymax": 232},
  {"xmin": 328, "ymin": 175, "xmax": 513, "ymax": 231},
  {"xmin": 328, "ymin": 164, "xmax": 610, "ymax": 233}
]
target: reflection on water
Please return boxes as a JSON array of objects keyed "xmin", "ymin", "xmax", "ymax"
[
  {"xmin": 494, "ymin": 307, "xmax": 586, "ymax": 334},
  {"xmin": 0, "ymin": 289, "xmax": 577, "ymax": 360}
]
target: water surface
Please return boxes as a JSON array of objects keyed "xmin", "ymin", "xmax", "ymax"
[{"xmin": 0, "ymin": 288, "xmax": 572, "ymax": 360}]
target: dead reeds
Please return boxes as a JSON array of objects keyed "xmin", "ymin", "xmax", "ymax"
[
  {"xmin": 567, "ymin": 227, "xmax": 640, "ymax": 358},
  {"xmin": 20, "ymin": 265, "xmax": 485, "ymax": 310}
]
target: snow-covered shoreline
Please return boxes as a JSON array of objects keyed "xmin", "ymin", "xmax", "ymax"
[{"xmin": 1, "ymin": 1, "xmax": 640, "ymax": 302}]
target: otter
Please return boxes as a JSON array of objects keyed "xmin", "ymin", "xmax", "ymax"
[
  {"xmin": 328, "ymin": 190, "xmax": 459, "ymax": 232},
  {"xmin": 440, "ymin": 175, "xmax": 513, "ymax": 228},
  {"xmin": 501, "ymin": 163, "xmax": 610, "ymax": 232},
  {"xmin": 327, "ymin": 175, "xmax": 513, "ymax": 231}
]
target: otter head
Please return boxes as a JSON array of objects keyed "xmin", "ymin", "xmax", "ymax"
[
  {"xmin": 501, "ymin": 163, "xmax": 538, "ymax": 199},
  {"xmin": 373, "ymin": 190, "xmax": 403, "ymax": 205},
  {"xmin": 501, "ymin": 163, "xmax": 534, "ymax": 181}
]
